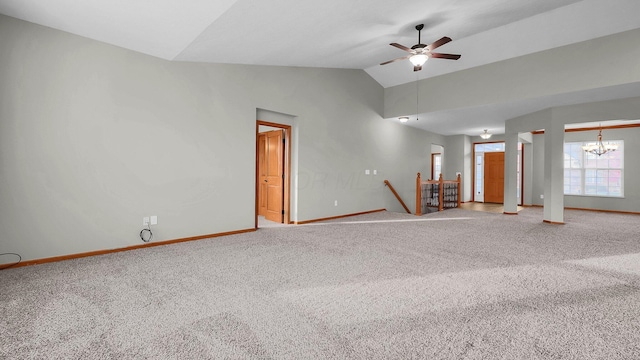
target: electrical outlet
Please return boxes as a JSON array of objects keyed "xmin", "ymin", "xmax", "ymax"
[
  {"xmin": 365, "ymin": 169, "xmax": 370, "ymax": 175},
  {"xmin": 150, "ymin": 216, "xmax": 157, "ymax": 225},
  {"xmin": 373, "ymin": 170, "xmax": 377, "ymax": 175},
  {"xmin": 334, "ymin": 200, "xmax": 338, "ymax": 206},
  {"xmin": 540, "ymin": 194, "xmax": 544, "ymax": 199},
  {"xmin": 143, "ymin": 217, "xmax": 150, "ymax": 226}
]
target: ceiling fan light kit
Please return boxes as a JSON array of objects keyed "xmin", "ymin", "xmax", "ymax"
[
  {"xmin": 380, "ymin": 24, "xmax": 461, "ymax": 72},
  {"xmin": 409, "ymin": 54, "xmax": 428, "ymax": 67}
]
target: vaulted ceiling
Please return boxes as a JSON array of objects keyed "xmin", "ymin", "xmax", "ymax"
[{"xmin": 2, "ymin": 0, "xmax": 640, "ymax": 136}]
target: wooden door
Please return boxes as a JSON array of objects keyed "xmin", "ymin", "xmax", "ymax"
[
  {"xmin": 258, "ymin": 133, "xmax": 267, "ymax": 216},
  {"xmin": 484, "ymin": 152, "xmax": 504, "ymax": 203},
  {"xmin": 264, "ymin": 130, "xmax": 284, "ymax": 223}
]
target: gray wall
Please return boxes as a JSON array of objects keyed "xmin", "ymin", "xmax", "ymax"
[
  {"xmin": 443, "ymin": 135, "xmax": 472, "ymax": 202},
  {"xmin": 0, "ymin": 15, "xmax": 437, "ymax": 261},
  {"xmin": 384, "ymin": 27, "xmax": 640, "ymax": 119},
  {"xmin": 522, "ymin": 141, "xmax": 534, "ymax": 206},
  {"xmin": 386, "ymin": 27, "xmax": 640, "ymax": 208},
  {"xmin": 529, "ymin": 127, "xmax": 640, "ymax": 211},
  {"xmin": 3, "ymin": 14, "xmax": 639, "ymax": 262},
  {"xmin": 509, "ymin": 97, "xmax": 640, "ymax": 212},
  {"xmin": 530, "ymin": 134, "xmax": 546, "ymax": 206}
]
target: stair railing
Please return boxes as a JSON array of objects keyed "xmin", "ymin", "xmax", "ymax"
[
  {"xmin": 384, "ymin": 180, "xmax": 411, "ymax": 214},
  {"xmin": 416, "ymin": 173, "xmax": 461, "ymax": 215}
]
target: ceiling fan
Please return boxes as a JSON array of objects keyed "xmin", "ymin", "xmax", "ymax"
[{"xmin": 380, "ymin": 24, "xmax": 461, "ymax": 71}]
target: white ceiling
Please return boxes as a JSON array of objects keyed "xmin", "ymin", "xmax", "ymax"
[{"xmin": 2, "ymin": 0, "xmax": 640, "ymax": 136}]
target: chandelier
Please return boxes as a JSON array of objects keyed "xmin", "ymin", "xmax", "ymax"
[{"xmin": 581, "ymin": 127, "xmax": 618, "ymax": 156}]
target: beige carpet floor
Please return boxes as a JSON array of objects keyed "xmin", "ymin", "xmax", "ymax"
[{"xmin": 1, "ymin": 207, "xmax": 640, "ymax": 359}]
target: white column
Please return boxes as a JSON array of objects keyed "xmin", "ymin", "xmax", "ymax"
[
  {"xmin": 543, "ymin": 120, "xmax": 565, "ymax": 223},
  {"xmin": 503, "ymin": 131, "xmax": 519, "ymax": 214}
]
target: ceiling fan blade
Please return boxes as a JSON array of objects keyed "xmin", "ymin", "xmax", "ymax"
[
  {"xmin": 390, "ymin": 42, "xmax": 413, "ymax": 53},
  {"xmin": 380, "ymin": 55, "xmax": 411, "ymax": 65},
  {"xmin": 427, "ymin": 36, "xmax": 452, "ymax": 51},
  {"xmin": 413, "ymin": 65, "xmax": 422, "ymax": 72},
  {"xmin": 429, "ymin": 52, "xmax": 461, "ymax": 60}
]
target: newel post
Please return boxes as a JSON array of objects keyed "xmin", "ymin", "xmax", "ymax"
[
  {"xmin": 438, "ymin": 173, "xmax": 444, "ymax": 211},
  {"xmin": 416, "ymin": 172, "xmax": 422, "ymax": 216},
  {"xmin": 457, "ymin": 173, "xmax": 462, "ymax": 208}
]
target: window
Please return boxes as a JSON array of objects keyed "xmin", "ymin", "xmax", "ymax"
[
  {"xmin": 563, "ymin": 141, "xmax": 623, "ymax": 197},
  {"xmin": 431, "ymin": 153, "xmax": 442, "ymax": 180},
  {"xmin": 476, "ymin": 142, "xmax": 505, "ymax": 152},
  {"xmin": 475, "ymin": 154, "xmax": 483, "ymax": 200}
]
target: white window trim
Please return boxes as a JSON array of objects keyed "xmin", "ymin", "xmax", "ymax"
[{"xmin": 563, "ymin": 140, "xmax": 624, "ymax": 198}]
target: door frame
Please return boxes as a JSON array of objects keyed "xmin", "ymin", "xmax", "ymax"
[
  {"xmin": 257, "ymin": 132, "xmax": 267, "ymax": 216},
  {"xmin": 471, "ymin": 140, "xmax": 524, "ymax": 205},
  {"xmin": 472, "ymin": 141, "xmax": 503, "ymax": 202},
  {"xmin": 255, "ymin": 120, "xmax": 292, "ymax": 228}
]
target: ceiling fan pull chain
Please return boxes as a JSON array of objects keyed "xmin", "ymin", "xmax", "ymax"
[{"xmin": 416, "ymin": 73, "xmax": 419, "ymax": 121}]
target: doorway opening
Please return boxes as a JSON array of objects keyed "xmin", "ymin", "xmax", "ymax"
[
  {"xmin": 256, "ymin": 120, "xmax": 291, "ymax": 228},
  {"xmin": 473, "ymin": 141, "xmax": 523, "ymax": 205}
]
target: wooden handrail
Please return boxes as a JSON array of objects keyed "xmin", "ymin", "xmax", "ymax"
[{"xmin": 384, "ymin": 180, "xmax": 411, "ymax": 214}]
